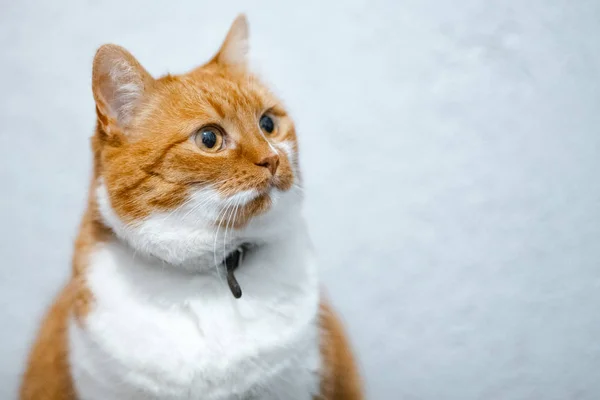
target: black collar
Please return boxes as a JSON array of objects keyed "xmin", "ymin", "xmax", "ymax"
[{"xmin": 223, "ymin": 244, "xmax": 251, "ymax": 299}]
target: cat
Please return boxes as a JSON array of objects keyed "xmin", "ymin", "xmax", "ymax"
[{"xmin": 20, "ymin": 15, "xmax": 363, "ymax": 400}]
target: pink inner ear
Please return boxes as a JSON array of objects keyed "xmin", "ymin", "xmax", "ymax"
[
  {"xmin": 93, "ymin": 45, "xmax": 153, "ymax": 127},
  {"xmin": 99, "ymin": 65, "xmax": 144, "ymax": 125}
]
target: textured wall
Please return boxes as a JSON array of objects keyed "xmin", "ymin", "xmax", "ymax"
[{"xmin": 2, "ymin": 0, "xmax": 600, "ymax": 398}]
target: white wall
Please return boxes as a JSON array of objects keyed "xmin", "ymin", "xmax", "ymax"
[{"xmin": 2, "ymin": 0, "xmax": 600, "ymax": 398}]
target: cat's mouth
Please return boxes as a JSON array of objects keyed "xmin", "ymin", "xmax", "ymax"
[
  {"xmin": 251, "ymin": 178, "xmax": 279, "ymax": 198},
  {"xmin": 259, "ymin": 180, "xmax": 278, "ymax": 195},
  {"xmin": 213, "ymin": 174, "xmax": 294, "ymax": 228},
  {"xmin": 261, "ymin": 173, "xmax": 294, "ymax": 194}
]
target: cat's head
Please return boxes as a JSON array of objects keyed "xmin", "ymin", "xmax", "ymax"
[{"xmin": 91, "ymin": 15, "xmax": 302, "ymax": 266}]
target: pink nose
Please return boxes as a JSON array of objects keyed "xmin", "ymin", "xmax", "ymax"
[{"xmin": 255, "ymin": 153, "xmax": 280, "ymax": 175}]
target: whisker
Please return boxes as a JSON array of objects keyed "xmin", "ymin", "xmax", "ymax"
[
  {"xmin": 212, "ymin": 197, "xmax": 236, "ymax": 283},
  {"xmin": 222, "ymin": 196, "xmax": 243, "ymax": 266},
  {"xmin": 179, "ymin": 191, "xmax": 223, "ymax": 221}
]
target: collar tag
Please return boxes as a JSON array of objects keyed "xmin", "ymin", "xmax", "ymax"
[{"xmin": 224, "ymin": 246, "xmax": 244, "ymax": 299}]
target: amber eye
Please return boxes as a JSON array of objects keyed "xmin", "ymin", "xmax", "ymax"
[
  {"xmin": 259, "ymin": 114, "xmax": 275, "ymax": 134},
  {"xmin": 194, "ymin": 127, "xmax": 224, "ymax": 152}
]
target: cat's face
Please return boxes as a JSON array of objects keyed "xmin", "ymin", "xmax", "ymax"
[{"xmin": 92, "ymin": 16, "xmax": 302, "ymax": 266}]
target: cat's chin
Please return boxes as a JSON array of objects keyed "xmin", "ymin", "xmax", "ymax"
[{"xmin": 96, "ymin": 178, "xmax": 303, "ymax": 267}]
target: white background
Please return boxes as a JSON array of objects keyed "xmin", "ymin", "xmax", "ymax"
[{"xmin": 2, "ymin": 0, "xmax": 600, "ymax": 398}]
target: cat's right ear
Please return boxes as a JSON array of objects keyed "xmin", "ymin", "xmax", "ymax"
[{"xmin": 92, "ymin": 44, "xmax": 154, "ymax": 136}]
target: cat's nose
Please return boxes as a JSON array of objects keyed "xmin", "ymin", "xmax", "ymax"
[{"xmin": 255, "ymin": 153, "xmax": 280, "ymax": 176}]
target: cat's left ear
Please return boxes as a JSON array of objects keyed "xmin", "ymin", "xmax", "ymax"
[{"xmin": 213, "ymin": 14, "xmax": 249, "ymax": 69}]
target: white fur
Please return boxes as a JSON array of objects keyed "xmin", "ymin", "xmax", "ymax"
[
  {"xmin": 71, "ymin": 181, "xmax": 321, "ymax": 399},
  {"xmin": 95, "ymin": 183, "xmax": 298, "ymax": 268},
  {"xmin": 277, "ymin": 141, "xmax": 297, "ymax": 166}
]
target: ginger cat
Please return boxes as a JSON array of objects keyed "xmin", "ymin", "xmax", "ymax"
[{"xmin": 20, "ymin": 15, "xmax": 363, "ymax": 400}]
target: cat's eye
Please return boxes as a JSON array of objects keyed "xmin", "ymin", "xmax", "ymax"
[
  {"xmin": 259, "ymin": 114, "xmax": 275, "ymax": 134},
  {"xmin": 194, "ymin": 126, "xmax": 224, "ymax": 152}
]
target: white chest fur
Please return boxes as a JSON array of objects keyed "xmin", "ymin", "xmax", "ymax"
[{"xmin": 69, "ymin": 229, "xmax": 321, "ymax": 400}]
